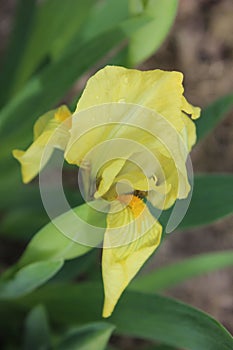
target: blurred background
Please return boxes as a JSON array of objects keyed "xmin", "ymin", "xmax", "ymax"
[{"xmin": 0, "ymin": 0, "xmax": 232, "ymax": 347}]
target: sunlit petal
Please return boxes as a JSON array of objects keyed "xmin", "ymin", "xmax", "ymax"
[
  {"xmin": 76, "ymin": 65, "xmax": 187, "ymax": 132},
  {"xmin": 102, "ymin": 197, "xmax": 162, "ymax": 317},
  {"xmin": 13, "ymin": 105, "xmax": 71, "ymax": 183}
]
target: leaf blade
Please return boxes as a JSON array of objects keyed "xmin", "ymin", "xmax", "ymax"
[
  {"xmin": 157, "ymin": 174, "xmax": 233, "ymax": 230},
  {"xmin": 196, "ymin": 93, "xmax": 233, "ymax": 142},
  {"xmin": 0, "ymin": 260, "xmax": 63, "ymax": 299},
  {"xmin": 130, "ymin": 250, "xmax": 233, "ymax": 292},
  {"xmin": 180, "ymin": 174, "xmax": 233, "ymax": 229},
  {"xmin": 23, "ymin": 305, "xmax": 51, "ymax": 350},
  {"xmin": 56, "ymin": 322, "xmax": 115, "ymax": 350},
  {"xmin": 12, "ymin": 0, "xmax": 95, "ymax": 92},
  {"xmin": 128, "ymin": 0, "xmax": 178, "ymax": 65},
  {"xmin": 18, "ymin": 203, "xmax": 106, "ymax": 267},
  {"xmin": 17, "ymin": 284, "xmax": 233, "ymax": 350},
  {"xmin": 0, "ymin": 0, "xmax": 37, "ymax": 106},
  {"xmin": 0, "ymin": 16, "xmax": 151, "ymax": 142}
]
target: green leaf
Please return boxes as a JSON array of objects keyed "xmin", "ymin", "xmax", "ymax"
[
  {"xmin": 23, "ymin": 305, "xmax": 51, "ymax": 350},
  {"xmin": 12, "ymin": 0, "xmax": 95, "ymax": 93},
  {"xmin": 19, "ymin": 203, "xmax": 106, "ymax": 266},
  {"xmin": 157, "ymin": 174, "xmax": 233, "ymax": 230},
  {"xmin": 0, "ymin": 203, "xmax": 106, "ymax": 299},
  {"xmin": 0, "ymin": 15, "xmax": 151, "ymax": 149},
  {"xmin": 56, "ymin": 322, "xmax": 115, "ymax": 350},
  {"xmin": 112, "ymin": 292, "xmax": 233, "ymax": 350},
  {"xmin": 196, "ymin": 93, "xmax": 233, "ymax": 142},
  {"xmin": 0, "ymin": 0, "xmax": 37, "ymax": 106},
  {"xmin": 180, "ymin": 174, "xmax": 233, "ymax": 228},
  {"xmin": 0, "ymin": 260, "xmax": 63, "ymax": 299},
  {"xmin": 130, "ymin": 250, "xmax": 233, "ymax": 293},
  {"xmin": 77, "ymin": 0, "xmax": 129, "ymax": 42},
  {"xmin": 128, "ymin": 0, "xmax": 178, "ymax": 65},
  {"xmin": 18, "ymin": 284, "xmax": 233, "ymax": 350}
]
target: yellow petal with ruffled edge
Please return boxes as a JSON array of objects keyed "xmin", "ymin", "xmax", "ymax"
[
  {"xmin": 13, "ymin": 105, "xmax": 71, "ymax": 183},
  {"xmin": 102, "ymin": 196, "xmax": 162, "ymax": 317},
  {"xmin": 76, "ymin": 65, "xmax": 187, "ymax": 132},
  {"xmin": 66, "ymin": 67, "xmax": 200, "ymax": 206},
  {"xmin": 67, "ymin": 67, "xmax": 200, "ymax": 167}
]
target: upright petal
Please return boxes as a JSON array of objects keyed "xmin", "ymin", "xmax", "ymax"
[{"xmin": 76, "ymin": 65, "xmax": 186, "ymax": 132}]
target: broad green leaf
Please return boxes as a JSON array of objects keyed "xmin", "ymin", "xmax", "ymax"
[
  {"xmin": 18, "ymin": 284, "xmax": 233, "ymax": 350},
  {"xmin": 196, "ymin": 93, "xmax": 233, "ymax": 142},
  {"xmin": 112, "ymin": 292, "xmax": 233, "ymax": 350},
  {"xmin": 19, "ymin": 203, "xmax": 106, "ymax": 267},
  {"xmin": 129, "ymin": 0, "xmax": 145, "ymax": 15},
  {"xmin": 128, "ymin": 0, "xmax": 178, "ymax": 65},
  {"xmin": 23, "ymin": 305, "xmax": 51, "ymax": 350},
  {"xmin": 180, "ymin": 174, "xmax": 233, "ymax": 228},
  {"xmin": 0, "ymin": 0, "xmax": 37, "ymax": 106},
  {"xmin": 77, "ymin": 0, "xmax": 129, "ymax": 42},
  {"xmin": 56, "ymin": 322, "xmax": 115, "ymax": 350},
  {"xmin": 157, "ymin": 174, "xmax": 233, "ymax": 230},
  {"xmin": 0, "ymin": 260, "xmax": 63, "ymax": 299},
  {"xmin": 0, "ymin": 203, "xmax": 105, "ymax": 300},
  {"xmin": 130, "ymin": 250, "xmax": 233, "ymax": 293},
  {"xmin": 13, "ymin": 0, "xmax": 95, "ymax": 93}
]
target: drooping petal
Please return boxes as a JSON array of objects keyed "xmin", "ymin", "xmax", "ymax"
[
  {"xmin": 13, "ymin": 105, "xmax": 71, "ymax": 183},
  {"xmin": 102, "ymin": 197, "xmax": 162, "ymax": 317}
]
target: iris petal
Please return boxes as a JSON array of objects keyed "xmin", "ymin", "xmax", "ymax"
[
  {"xmin": 75, "ymin": 65, "xmax": 186, "ymax": 132},
  {"xmin": 13, "ymin": 105, "xmax": 71, "ymax": 183},
  {"xmin": 102, "ymin": 198, "xmax": 162, "ymax": 317}
]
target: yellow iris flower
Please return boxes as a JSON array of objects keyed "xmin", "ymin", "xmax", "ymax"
[{"xmin": 13, "ymin": 66, "xmax": 201, "ymax": 318}]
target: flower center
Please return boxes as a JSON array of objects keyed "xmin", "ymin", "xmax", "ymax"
[{"xmin": 118, "ymin": 194, "xmax": 145, "ymax": 218}]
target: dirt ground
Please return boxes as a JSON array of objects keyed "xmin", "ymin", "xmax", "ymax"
[{"xmin": 0, "ymin": 0, "xmax": 232, "ymax": 345}]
